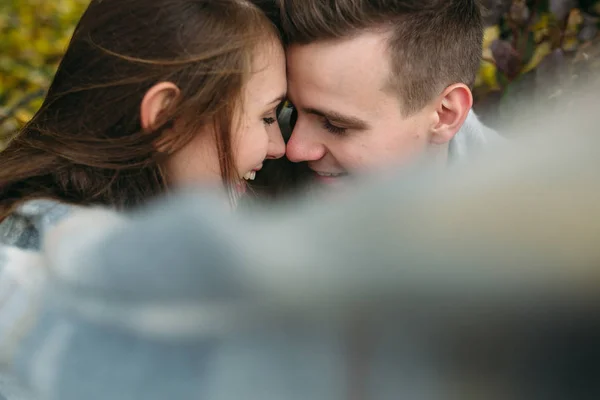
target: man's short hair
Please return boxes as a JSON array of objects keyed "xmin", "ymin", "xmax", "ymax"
[{"xmin": 278, "ymin": 0, "xmax": 483, "ymax": 115}]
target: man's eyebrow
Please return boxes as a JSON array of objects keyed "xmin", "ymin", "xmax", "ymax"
[{"xmin": 303, "ymin": 107, "xmax": 370, "ymax": 130}]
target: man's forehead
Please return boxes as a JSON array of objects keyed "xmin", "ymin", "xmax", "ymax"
[{"xmin": 286, "ymin": 32, "xmax": 393, "ymax": 101}]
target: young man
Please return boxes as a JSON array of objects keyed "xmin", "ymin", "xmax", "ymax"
[{"xmin": 278, "ymin": 0, "xmax": 501, "ymax": 185}]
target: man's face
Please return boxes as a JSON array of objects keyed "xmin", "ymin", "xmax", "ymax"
[{"xmin": 286, "ymin": 32, "xmax": 440, "ymax": 184}]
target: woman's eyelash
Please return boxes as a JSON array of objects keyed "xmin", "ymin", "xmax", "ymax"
[
  {"xmin": 263, "ymin": 117, "xmax": 276, "ymax": 126},
  {"xmin": 322, "ymin": 119, "xmax": 346, "ymax": 135}
]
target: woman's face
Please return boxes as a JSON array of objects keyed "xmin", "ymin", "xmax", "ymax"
[{"xmin": 165, "ymin": 39, "xmax": 287, "ymax": 192}]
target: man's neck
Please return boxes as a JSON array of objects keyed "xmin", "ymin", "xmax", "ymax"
[{"xmin": 426, "ymin": 142, "xmax": 450, "ymax": 168}]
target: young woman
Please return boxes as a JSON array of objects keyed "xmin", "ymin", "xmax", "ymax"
[
  {"xmin": 0, "ymin": 0, "xmax": 286, "ymax": 220},
  {"xmin": 0, "ymin": 2, "xmax": 285, "ymax": 397}
]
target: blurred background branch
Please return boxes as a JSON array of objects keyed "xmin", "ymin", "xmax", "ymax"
[{"xmin": 474, "ymin": 0, "xmax": 600, "ymax": 130}]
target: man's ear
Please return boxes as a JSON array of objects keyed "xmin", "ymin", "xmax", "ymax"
[
  {"xmin": 430, "ymin": 83, "xmax": 473, "ymax": 145},
  {"xmin": 140, "ymin": 82, "xmax": 180, "ymax": 132}
]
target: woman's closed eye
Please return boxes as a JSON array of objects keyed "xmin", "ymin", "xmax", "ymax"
[
  {"xmin": 263, "ymin": 103, "xmax": 282, "ymax": 126},
  {"xmin": 263, "ymin": 116, "xmax": 277, "ymax": 126}
]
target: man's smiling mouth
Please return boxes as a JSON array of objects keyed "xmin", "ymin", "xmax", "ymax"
[
  {"xmin": 315, "ymin": 171, "xmax": 347, "ymax": 177},
  {"xmin": 312, "ymin": 170, "xmax": 350, "ymax": 184}
]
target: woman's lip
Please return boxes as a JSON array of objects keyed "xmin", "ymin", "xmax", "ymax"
[{"xmin": 252, "ymin": 164, "xmax": 263, "ymax": 172}]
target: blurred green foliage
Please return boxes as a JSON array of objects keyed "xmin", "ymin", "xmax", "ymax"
[
  {"xmin": 1, "ymin": 0, "xmax": 600, "ymax": 145},
  {"xmin": 0, "ymin": 0, "xmax": 88, "ymax": 146}
]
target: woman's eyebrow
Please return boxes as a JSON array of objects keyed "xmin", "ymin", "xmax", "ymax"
[{"xmin": 266, "ymin": 94, "xmax": 286, "ymax": 107}]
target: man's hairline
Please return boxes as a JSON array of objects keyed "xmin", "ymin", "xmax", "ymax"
[
  {"xmin": 285, "ymin": 24, "xmax": 393, "ymax": 48},
  {"xmin": 285, "ymin": 26, "xmax": 424, "ymax": 119}
]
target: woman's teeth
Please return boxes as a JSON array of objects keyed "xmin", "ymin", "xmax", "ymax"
[{"xmin": 243, "ymin": 171, "xmax": 256, "ymax": 181}]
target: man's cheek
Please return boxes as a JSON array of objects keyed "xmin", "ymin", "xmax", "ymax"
[{"xmin": 340, "ymin": 147, "xmax": 372, "ymax": 171}]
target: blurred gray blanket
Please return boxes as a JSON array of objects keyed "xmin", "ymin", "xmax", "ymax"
[{"xmin": 1, "ymin": 98, "xmax": 600, "ymax": 399}]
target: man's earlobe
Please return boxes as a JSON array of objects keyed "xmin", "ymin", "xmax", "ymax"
[
  {"xmin": 430, "ymin": 84, "xmax": 473, "ymax": 145},
  {"xmin": 140, "ymin": 82, "xmax": 180, "ymax": 132}
]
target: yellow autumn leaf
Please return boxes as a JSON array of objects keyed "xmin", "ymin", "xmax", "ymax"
[
  {"xmin": 482, "ymin": 48, "xmax": 493, "ymax": 63},
  {"xmin": 30, "ymin": 97, "xmax": 44, "ymax": 111},
  {"xmin": 522, "ymin": 41, "xmax": 552, "ymax": 74},
  {"xmin": 33, "ymin": 38, "xmax": 52, "ymax": 55},
  {"xmin": 15, "ymin": 109, "xmax": 34, "ymax": 125},
  {"xmin": 563, "ymin": 9, "xmax": 583, "ymax": 52},
  {"xmin": 18, "ymin": 9, "xmax": 34, "ymax": 28},
  {"xmin": 567, "ymin": 9, "xmax": 583, "ymax": 28},
  {"xmin": 479, "ymin": 61, "xmax": 499, "ymax": 90},
  {"xmin": 479, "ymin": 25, "xmax": 499, "ymax": 88},
  {"xmin": 482, "ymin": 25, "xmax": 500, "ymax": 50},
  {"xmin": 532, "ymin": 13, "xmax": 550, "ymax": 31},
  {"xmin": 562, "ymin": 35, "xmax": 579, "ymax": 52},
  {"xmin": 532, "ymin": 13, "xmax": 551, "ymax": 42},
  {"xmin": 56, "ymin": 35, "xmax": 71, "ymax": 52}
]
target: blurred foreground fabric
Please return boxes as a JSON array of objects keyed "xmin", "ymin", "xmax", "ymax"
[{"xmin": 1, "ymin": 88, "xmax": 600, "ymax": 399}]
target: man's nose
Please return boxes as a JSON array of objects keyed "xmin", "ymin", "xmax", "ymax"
[
  {"xmin": 286, "ymin": 123, "xmax": 326, "ymax": 163},
  {"xmin": 265, "ymin": 124, "xmax": 286, "ymax": 160}
]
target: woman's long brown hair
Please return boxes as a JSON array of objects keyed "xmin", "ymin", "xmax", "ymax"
[{"xmin": 0, "ymin": 0, "xmax": 280, "ymax": 219}]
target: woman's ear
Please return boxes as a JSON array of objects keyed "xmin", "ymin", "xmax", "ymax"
[{"xmin": 140, "ymin": 82, "xmax": 180, "ymax": 132}]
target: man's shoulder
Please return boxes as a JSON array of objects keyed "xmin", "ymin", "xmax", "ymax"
[{"xmin": 449, "ymin": 110, "xmax": 504, "ymax": 162}]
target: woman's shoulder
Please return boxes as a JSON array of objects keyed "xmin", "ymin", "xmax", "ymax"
[
  {"xmin": 0, "ymin": 199, "xmax": 76, "ymax": 400},
  {"xmin": 0, "ymin": 199, "xmax": 75, "ymax": 251}
]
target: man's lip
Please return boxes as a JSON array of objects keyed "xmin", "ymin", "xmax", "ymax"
[
  {"xmin": 311, "ymin": 170, "xmax": 347, "ymax": 184},
  {"xmin": 311, "ymin": 169, "xmax": 347, "ymax": 177}
]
